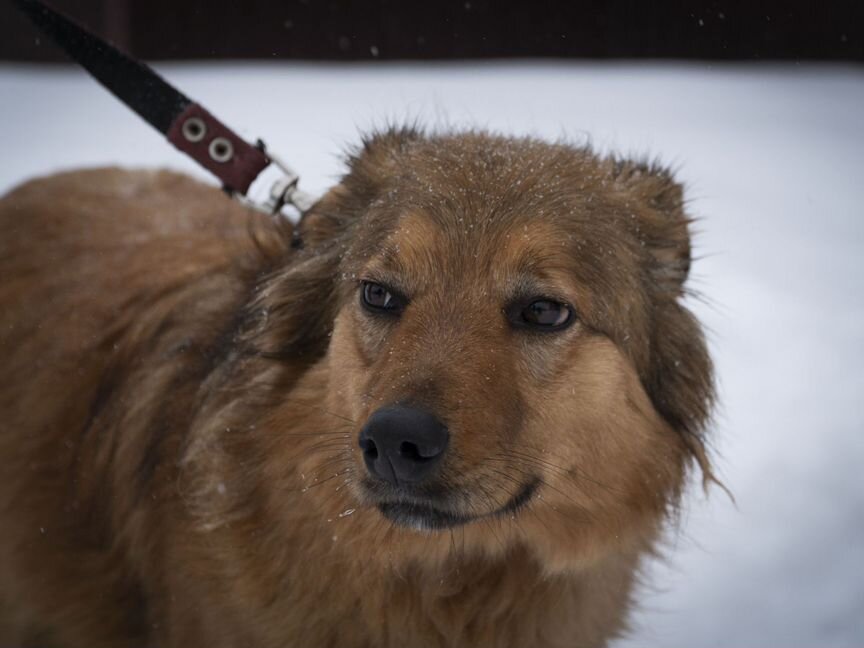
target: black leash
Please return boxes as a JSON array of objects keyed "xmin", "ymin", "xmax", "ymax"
[{"xmin": 12, "ymin": 0, "xmax": 315, "ymax": 218}]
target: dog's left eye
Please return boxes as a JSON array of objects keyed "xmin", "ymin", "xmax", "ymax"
[
  {"xmin": 507, "ymin": 299, "xmax": 574, "ymax": 331},
  {"xmin": 360, "ymin": 281, "xmax": 404, "ymax": 315}
]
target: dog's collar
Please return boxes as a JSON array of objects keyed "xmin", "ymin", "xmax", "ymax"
[{"xmin": 13, "ymin": 0, "xmax": 315, "ymax": 220}]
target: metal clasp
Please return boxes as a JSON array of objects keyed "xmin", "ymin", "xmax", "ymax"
[{"xmin": 234, "ymin": 141, "xmax": 317, "ymax": 221}]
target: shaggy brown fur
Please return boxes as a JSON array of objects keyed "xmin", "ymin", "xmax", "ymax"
[{"xmin": 0, "ymin": 129, "xmax": 714, "ymax": 648}]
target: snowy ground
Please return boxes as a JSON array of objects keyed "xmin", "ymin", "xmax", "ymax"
[{"xmin": 1, "ymin": 62, "xmax": 862, "ymax": 647}]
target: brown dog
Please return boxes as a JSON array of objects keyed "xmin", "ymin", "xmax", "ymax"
[{"xmin": 0, "ymin": 128, "xmax": 714, "ymax": 647}]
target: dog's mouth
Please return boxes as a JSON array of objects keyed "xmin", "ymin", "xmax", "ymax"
[{"xmin": 375, "ymin": 478, "xmax": 539, "ymax": 531}]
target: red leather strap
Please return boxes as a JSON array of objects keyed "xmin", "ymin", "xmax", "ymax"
[{"xmin": 167, "ymin": 103, "xmax": 270, "ymax": 195}]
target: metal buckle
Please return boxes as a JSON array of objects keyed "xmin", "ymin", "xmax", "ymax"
[{"xmin": 234, "ymin": 142, "xmax": 316, "ymax": 221}]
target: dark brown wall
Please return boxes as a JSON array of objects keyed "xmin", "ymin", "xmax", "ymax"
[{"xmin": 2, "ymin": 0, "xmax": 862, "ymax": 62}]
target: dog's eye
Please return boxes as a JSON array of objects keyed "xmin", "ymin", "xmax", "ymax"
[
  {"xmin": 508, "ymin": 299, "xmax": 574, "ymax": 332},
  {"xmin": 360, "ymin": 281, "xmax": 404, "ymax": 315}
]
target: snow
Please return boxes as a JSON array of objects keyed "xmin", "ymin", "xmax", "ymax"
[{"xmin": 1, "ymin": 61, "xmax": 862, "ymax": 646}]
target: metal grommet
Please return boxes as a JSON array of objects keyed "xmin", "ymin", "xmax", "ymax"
[
  {"xmin": 181, "ymin": 117, "xmax": 207, "ymax": 142},
  {"xmin": 208, "ymin": 137, "xmax": 234, "ymax": 163}
]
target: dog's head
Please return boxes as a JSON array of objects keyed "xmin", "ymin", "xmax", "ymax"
[{"xmin": 242, "ymin": 128, "xmax": 713, "ymax": 572}]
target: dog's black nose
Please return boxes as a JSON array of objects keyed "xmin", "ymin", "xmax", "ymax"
[{"xmin": 358, "ymin": 405, "xmax": 449, "ymax": 485}]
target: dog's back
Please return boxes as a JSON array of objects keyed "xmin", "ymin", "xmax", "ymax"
[{"xmin": 0, "ymin": 168, "xmax": 285, "ymax": 646}]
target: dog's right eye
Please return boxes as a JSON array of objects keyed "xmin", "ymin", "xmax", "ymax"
[{"xmin": 360, "ymin": 281, "xmax": 404, "ymax": 315}]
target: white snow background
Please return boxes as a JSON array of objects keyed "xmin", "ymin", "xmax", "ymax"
[{"xmin": 1, "ymin": 62, "xmax": 862, "ymax": 647}]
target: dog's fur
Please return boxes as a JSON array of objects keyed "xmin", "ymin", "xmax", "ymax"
[{"xmin": 0, "ymin": 129, "xmax": 713, "ymax": 648}]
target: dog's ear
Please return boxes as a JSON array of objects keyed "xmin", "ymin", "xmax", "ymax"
[
  {"xmin": 245, "ymin": 128, "xmax": 422, "ymax": 363},
  {"xmin": 299, "ymin": 126, "xmax": 422, "ymax": 247},
  {"xmin": 345, "ymin": 126, "xmax": 423, "ymax": 200},
  {"xmin": 614, "ymin": 160, "xmax": 692, "ymax": 297},
  {"xmin": 614, "ymin": 161, "xmax": 715, "ymax": 477}
]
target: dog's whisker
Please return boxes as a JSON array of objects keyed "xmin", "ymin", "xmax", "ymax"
[
  {"xmin": 309, "ymin": 409, "xmax": 357, "ymax": 426},
  {"xmin": 290, "ymin": 455, "xmax": 352, "ymax": 489},
  {"xmin": 277, "ymin": 430, "xmax": 352, "ymax": 438},
  {"xmin": 477, "ymin": 488, "xmax": 510, "ymax": 553},
  {"xmin": 302, "ymin": 450, "xmax": 352, "ymax": 473},
  {"xmin": 310, "ymin": 474, "xmax": 359, "ymax": 517},
  {"xmin": 298, "ymin": 438, "xmax": 352, "ymax": 455},
  {"xmin": 507, "ymin": 445, "xmax": 618, "ymax": 490},
  {"xmin": 284, "ymin": 445, "xmax": 351, "ymax": 468},
  {"xmin": 296, "ymin": 467, "xmax": 354, "ymax": 495},
  {"xmin": 268, "ymin": 396, "xmax": 359, "ymax": 426},
  {"xmin": 483, "ymin": 457, "xmax": 599, "ymax": 518},
  {"xmin": 484, "ymin": 471, "xmax": 534, "ymax": 537},
  {"xmin": 492, "ymin": 449, "xmax": 624, "ymax": 499}
]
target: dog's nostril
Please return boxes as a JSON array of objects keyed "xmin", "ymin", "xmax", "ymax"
[
  {"xmin": 399, "ymin": 441, "xmax": 434, "ymax": 463},
  {"xmin": 399, "ymin": 441, "xmax": 421, "ymax": 461},
  {"xmin": 359, "ymin": 437, "xmax": 379, "ymax": 460}
]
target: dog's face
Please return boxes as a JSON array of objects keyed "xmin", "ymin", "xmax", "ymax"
[{"xmin": 263, "ymin": 130, "xmax": 712, "ymax": 572}]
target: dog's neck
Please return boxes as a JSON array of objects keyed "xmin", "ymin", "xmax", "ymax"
[{"xmin": 295, "ymin": 538, "xmax": 638, "ymax": 648}]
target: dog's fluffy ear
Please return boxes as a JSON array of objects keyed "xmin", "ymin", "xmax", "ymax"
[
  {"xmin": 614, "ymin": 161, "xmax": 715, "ymax": 475},
  {"xmin": 346, "ymin": 126, "xmax": 423, "ymax": 199},
  {"xmin": 614, "ymin": 160, "xmax": 693, "ymax": 297},
  {"xmin": 299, "ymin": 126, "xmax": 422, "ymax": 246},
  {"xmin": 247, "ymin": 127, "xmax": 423, "ymax": 362}
]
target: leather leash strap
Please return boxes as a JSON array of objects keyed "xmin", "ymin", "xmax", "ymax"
[{"xmin": 12, "ymin": 0, "xmax": 314, "ymax": 217}]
